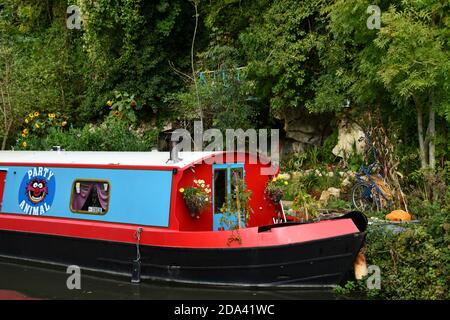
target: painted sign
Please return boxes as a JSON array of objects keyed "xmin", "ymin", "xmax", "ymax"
[{"xmin": 18, "ymin": 167, "xmax": 56, "ymax": 215}]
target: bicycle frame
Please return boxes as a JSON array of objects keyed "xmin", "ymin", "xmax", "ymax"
[{"xmin": 355, "ymin": 165, "xmax": 390, "ymax": 203}]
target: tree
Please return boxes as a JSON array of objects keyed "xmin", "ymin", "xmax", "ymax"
[
  {"xmin": 317, "ymin": 0, "xmax": 450, "ymax": 170},
  {"xmin": 374, "ymin": 2, "xmax": 450, "ymax": 169}
]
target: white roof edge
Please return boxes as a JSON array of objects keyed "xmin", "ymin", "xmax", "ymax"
[{"xmin": 0, "ymin": 151, "xmax": 222, "ymax": 168}]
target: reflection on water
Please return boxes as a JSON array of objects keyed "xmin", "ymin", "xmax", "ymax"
[{"xmin": 0, "ymin": 259, "xmax": 339, "ymax": 300}]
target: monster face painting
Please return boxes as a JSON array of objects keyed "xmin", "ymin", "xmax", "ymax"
[
  {"xmin": 18, "ymin": 167, "xmax": 56, "ymax": 215},
  {"xmin": 26, "ymin": 179, "xmax": 48, "ymax": 204}
]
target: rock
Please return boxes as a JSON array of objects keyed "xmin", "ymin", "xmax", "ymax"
[
  {"xmin": 319, "ymin": 187, "xmax": 341, "ymax": 206},
  {"xmin": 332, "ymin": 120, "xmax": 366, "ymax": 159},
  {"xmin": 280, "ymin": 108, "xmax": 332, "ymax": 154},
  {"xmin": 319, "ymin": 191, "xmax": 331, "ymax": 205},
  {"xmin": 384, "ymin": 224, "xmax": 407, "ymax": 234},
  {"xmin": 341, "ymin": 177, "xmax": 352, "ymax": 187},
  {"xmin": 327, "ymin": 187, "xmax": 341, "ymax": 199}
]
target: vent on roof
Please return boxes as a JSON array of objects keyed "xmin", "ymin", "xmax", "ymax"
[{"xmin": 168, "ymin": 138, "xmax": 182, "ymax": 163}]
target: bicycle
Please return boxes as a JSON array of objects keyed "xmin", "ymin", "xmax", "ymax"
[{"xmin": 351, "ymin": 134, "xmax": 394, "ymax": 212}]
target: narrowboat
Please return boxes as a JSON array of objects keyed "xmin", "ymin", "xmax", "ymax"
[{"xmin": 0, "ymin": 150, "xmax": 367, "ymax": 287}]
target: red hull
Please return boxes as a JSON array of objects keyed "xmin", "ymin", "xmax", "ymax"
[{"xmin": 0, "ymin": 213, "xmax": 359, "ymax": 249}]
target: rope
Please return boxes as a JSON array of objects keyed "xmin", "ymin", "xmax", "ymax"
[{"xmin": 134, "ymin": 227, "xmax": 142, "ymax": 262}]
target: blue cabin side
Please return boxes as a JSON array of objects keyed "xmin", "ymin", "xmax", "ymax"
[{"xmin": 0, "ymin": 165, "xmax": 173, "ymax": 227}]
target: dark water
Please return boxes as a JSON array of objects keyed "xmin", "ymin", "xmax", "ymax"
[{"xmin": 0, "ymin": 260, "xmax": 338, "ymax": 300}]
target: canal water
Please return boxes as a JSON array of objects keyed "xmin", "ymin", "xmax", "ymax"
[{"xmin": 0, "ymin": 259, "xmax": 339, "ymax": 300}]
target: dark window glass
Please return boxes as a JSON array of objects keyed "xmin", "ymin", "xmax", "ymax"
[{"xmin": 213, "ymin": 169, "xmax": 227, "ymax": 214}]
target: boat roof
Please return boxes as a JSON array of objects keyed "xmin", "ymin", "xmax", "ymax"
[{"xmin": 0, "ymin": 151, "xmax": 220, "ymax": 169}]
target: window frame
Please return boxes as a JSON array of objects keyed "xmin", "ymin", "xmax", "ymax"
[{"xmin": 69, "ymin": 179, "xmax": 111, "ymax": 215}]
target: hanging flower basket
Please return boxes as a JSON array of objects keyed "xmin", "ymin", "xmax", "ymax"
[
  {"xmin": 265, "ymin": 175, "xmax": 288, "ymax": 204},
  {"xmin": 179, "ymin": 179, "xmax": 211, "ymax": 218}
]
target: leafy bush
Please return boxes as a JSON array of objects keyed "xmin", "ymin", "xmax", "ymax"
[
  {"xmin": 291, "ymin": 190, "xmax": 319, "ymax": 221},
  {"xmin": 16, "ymin": 117, "xmax": 157, "ymax": 152},
  {"xmin": 337, "ymin": 206, "xmax": 450, "ymax": 300},
  {"xmin": 106, "ymin": 91, "xmax": 140, "ymax": 123},
  {"xmin": 365, "ymin": 222, "xmax": 449, "ymax": 300},
  {"xmin": 15, "ymin": 111, "xmax": 69, "ymax": 150},
  {"xmin": 282, "ymin": 170, "xmax": 342, "ymax": 200}
]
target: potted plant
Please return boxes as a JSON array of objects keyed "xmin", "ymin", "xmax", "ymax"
[
  {"xmin": 220, "ymin": 176, "xmax": 253, "ymax": 230},
  {"xmin": 179, "ymin": 179, "xmax": 211, "ymax": 218},
  {"xmin": 265, "ymin": 175, "xmax": 288, "ymax": 204}
]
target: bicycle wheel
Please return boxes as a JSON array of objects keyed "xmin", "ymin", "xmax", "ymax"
[{"xmin": 352, "ymin": 182, "xmax": 379, "ymax": 212}]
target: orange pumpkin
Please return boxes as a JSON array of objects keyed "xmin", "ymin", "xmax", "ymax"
[{"xmin": 385, "ymin": 209, "xmax": 412, "ymax": 221}]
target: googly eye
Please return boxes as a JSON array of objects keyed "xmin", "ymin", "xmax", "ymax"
[
  {"xmin": 33, "ymin": 182, "xmax": 38, "ymax": 188},
  {"xmin": 38, "ymin": 183, "xmax": 43, "ymax": 188}
]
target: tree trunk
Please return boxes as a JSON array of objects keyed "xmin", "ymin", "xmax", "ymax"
[
  {"xmin": 428, "ymin": 97, "xmax": 436, "ymax": 170},
  {"xmin": 416, "ymin": 104, "xmax": 428, "ymax": 168}
]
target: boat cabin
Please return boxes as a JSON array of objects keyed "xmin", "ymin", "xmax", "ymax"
[{"xmin": 0, "ymin": 151, "xmax": 281, "ymax": 232}]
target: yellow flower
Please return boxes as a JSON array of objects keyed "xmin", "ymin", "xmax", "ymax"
[
  {"xmin": 179, "ymin": 188, "xmax": 185, "ymax": 193},
  {"xmin": 106, "ymin": 100, "xmax": 113, "ymax": 107},
  {"xmin": 21, "ymin": 133, "xmax": 26, "ymax": 138},
  {"xmin": 284, "ymin": 181, "xmax": 289, "ymax": 185},
  {"xmin": 61, "ymin": 121, "xmax": 67, "ymax": 127},
  {"xmin": 22, "ymin": 141, "xmax": 27, "ymax": 148},
  {"xmin": 48, "ymin": 113, "xmax": 56, "ymax": 119},
  {"xmin": 23, "ymin": 129, "xmax": 29, "ymax": 135},
  {"xmin": 34, "ymin": 112, "xmax": 39, "ymax": 117},
  {"xmin": 24, "ymin": 118, "xmax": 29, "ymax": 124},
  {"xmin": 272, "ymin": 177, "xmax": 277, "ymax": 182},
  {"xmin": 35, "ymin": 123, "xmax": 40, "ymax": 129},
  {"xmin": 28, "ymin": 113, "xmax": 34, "ymax": 118}
]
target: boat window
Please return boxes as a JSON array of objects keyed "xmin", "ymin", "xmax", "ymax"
[
  {"xmin": 213, "ymin": 169, "xmax": 227, "ymax": 214},
  {"xmin": 70, "ymin": 180, "xmax": 110, "ymax": 215}
]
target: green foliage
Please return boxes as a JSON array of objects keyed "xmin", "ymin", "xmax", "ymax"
[
  {"xmin": 338, "ymin": 195, "xmax": 450, "ymax": 300},
  {"xmin": 334, "ymin": 279, "xmax": 368, "ymax": 297},
  {"xmin": 281, "ymin": 153, "xmax": 309, "ymax": 172},
  {"xmin": 364, "ymin": 220, "xmax": 449, "ymax": 300},
  {"xmin": 327, "ymin": 198, "xmax": 351, "ymax": 210},
  {"xmin": 15, "ymin": 111, "xmax": 69, "ymax": 150},
  {"xmin": 107, "ymin": 91, "xmax": 139, "ymax": 123},
  {"xmin": 220, "ymin": 176, "xmax": 253, "ymax": 230},
  {"xmin": 320, "ymin": 129, "xmax": 339, "ymax": 163},
  {"xmin": 291, "ymin": 190, "xmax": 319, "ymax": 221},
  {"xmin": 18, "ymin": 118, "xmax": 155, "ymax": 152},
  {"xmin": 239, "ymin": 0, "xmax": 327, "ymax": 114},
  {"xmin": 172, "ymin": 46, "xmax": 260, "ymax": 130}
]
